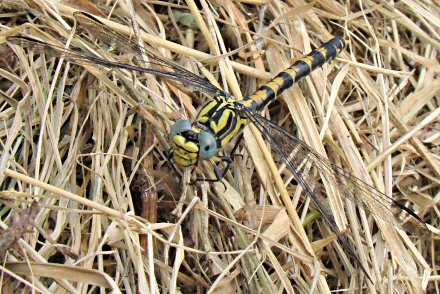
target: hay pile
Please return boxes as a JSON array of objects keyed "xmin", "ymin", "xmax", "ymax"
[{"xmin": 1, "ymin": 0, "xmax": 438, "ymax": 292}]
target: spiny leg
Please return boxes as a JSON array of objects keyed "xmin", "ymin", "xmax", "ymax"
[
  {"xmin": 166, "ymin": 148, "xmax": 183, "ymax": 178},
  {"xmin": 192, "ymin": 133, "xmax": 245, "ymax": 187}
]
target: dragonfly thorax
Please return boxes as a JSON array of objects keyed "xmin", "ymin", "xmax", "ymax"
[{"xmin": 195, "ymin": 95, "xmax": 248, "ymax": 148}]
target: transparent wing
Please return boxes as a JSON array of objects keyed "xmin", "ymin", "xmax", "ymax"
[
  {"xmin": 7, "ymin": 11, "xmax": 225, "ymax": 97},
  {"xmin": 238, "ymin": 104, "xmax": 430, "ymax": 238},
  {"xmin": 73, "ymin": 12, "xmax": 223, "ymax": 96}
]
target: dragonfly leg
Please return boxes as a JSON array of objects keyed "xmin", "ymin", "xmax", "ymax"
[
  {"xmin": 219, "ymin": 133, "xmax": 244, "ymax": 178},
  {"xmin": 191, "ymin": 133, "xmax": 246, "ymax": 190},
  {"xmin": 191, "ymin": 160, "xmax": 226, "ymax": 183},
  {"xmin": 175, "ymin": 134, "xmax": 246, "ymax": 190},
  {"xmin": 165, "ymin": 148, "xmax": 182, "ymax": 178},
  {"xmin": 167, "ymin": 147, "xmax": 226, "ymax": 188},
  {"xmin": 166, "ymin": 148, "xmax": 173, "ymax": 160}
]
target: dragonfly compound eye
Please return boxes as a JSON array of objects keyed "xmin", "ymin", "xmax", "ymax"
[
  {"xmin": 198, "ymin": 131, "xmax": 217, "ymax": 160},
  {"xmin": 169, "ymin": 119, "xmax": 192, "ymax": 142}
]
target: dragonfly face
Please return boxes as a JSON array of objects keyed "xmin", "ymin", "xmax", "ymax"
[{"xmin": 169, "ymin": 119, "xmax": 217, "ymax": 167}]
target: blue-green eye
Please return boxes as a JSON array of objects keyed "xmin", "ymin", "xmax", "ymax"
[
  {"xmin": 169, "ymin": 120, "xmax": 191, "ymax": 142},
  {"xmin": 198, "ymin": 131, "xmax": 217, "ymax": 159}
]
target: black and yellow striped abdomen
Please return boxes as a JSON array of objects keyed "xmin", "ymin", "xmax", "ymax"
[{"xmin": 241, "ymin": 37, "xmax": 346, "ymax": 110}]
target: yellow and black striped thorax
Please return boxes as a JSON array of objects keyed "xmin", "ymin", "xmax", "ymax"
[
  {"xmin": 196, "ymin": 94, "xmax": 247, "ymax": 148},
  {"xmin": 240, "ymin": 37, "xmax": 346, "ymax": 110}
]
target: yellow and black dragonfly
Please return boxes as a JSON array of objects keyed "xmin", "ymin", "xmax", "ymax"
[{"xmin": 7, "ymin": 11, "xmax": 430, "ymax": 283}]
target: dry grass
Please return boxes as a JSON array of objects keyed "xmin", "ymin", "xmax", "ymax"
[{"xmin": 0, "ymin": 0, "xmax": 439, "ymax": 293}]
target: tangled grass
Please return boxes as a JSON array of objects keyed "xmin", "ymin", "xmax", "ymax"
[{"xmin": 0, "ymin": 0, "xmax": 438, "ymax": 292}]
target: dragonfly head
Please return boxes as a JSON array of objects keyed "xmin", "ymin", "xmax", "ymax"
[{"xmin": 169, "ymin": 119, "xmax": 217, "ymax": 167}]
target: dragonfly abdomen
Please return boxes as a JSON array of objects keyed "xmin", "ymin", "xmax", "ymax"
[{"xmin": 241, "ymin": 36, "xmax": 346, "ymax": 110}]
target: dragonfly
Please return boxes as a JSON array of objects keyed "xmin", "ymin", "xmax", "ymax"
[{"xmin": 8, "ymin": 11, "xmax": 430, "ymax": 283}]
